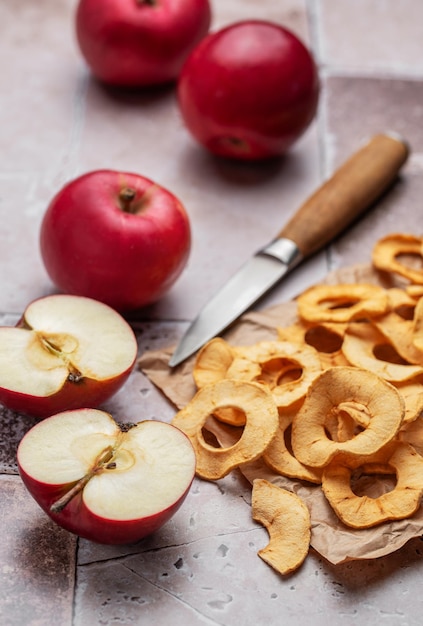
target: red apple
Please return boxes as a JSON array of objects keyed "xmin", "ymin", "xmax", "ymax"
[
  {"xmin": 75, "ymin": 0, "xmax": 212, "ymax": 87},
  {"xmin": 0, "ymin": 295, "xmax": 137, "ymax": 418},
  {"xmin": 40, "ymin": 170, "xmax": 191, "ymax": 312},
  {"xmin": 177, "ymin": 20, "xmax": 320, "ymax": 160},
  {"xmin": 17, "ymin": 409, "xmax": 196, "ymax": 544}
]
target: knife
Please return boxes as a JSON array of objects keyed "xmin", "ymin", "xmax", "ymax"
[{"xmin": 169, "ymin": 132, "xmax": 409, "ymax": 368}]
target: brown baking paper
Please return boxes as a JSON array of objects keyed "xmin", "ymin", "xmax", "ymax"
[{"xmin": 138, "ymin": 263, "xmax": 423, "ymax": 565}]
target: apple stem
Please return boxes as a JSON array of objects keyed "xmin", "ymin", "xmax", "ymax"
[
  {"xmin": 119, "ymin": 187, "xmax": 138, "ymax": 213},
  {"xmin": 50, "ymin": 445, "xmax": 115, "ymax": 514}
]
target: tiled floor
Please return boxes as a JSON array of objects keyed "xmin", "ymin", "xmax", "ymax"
[{"xmin": 1, "ymin": 1, "xmax": 423, "ymax": 624}]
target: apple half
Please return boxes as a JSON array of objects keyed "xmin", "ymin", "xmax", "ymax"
[
  {"xmin": 0, "ymin": 295, "xmax": 137, "ymax": 418},
  {"xmin": 17, "ymin": 409, "xmax": 196, "ymax": 544}
]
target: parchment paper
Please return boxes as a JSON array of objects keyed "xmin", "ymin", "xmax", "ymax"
[{"xmin": 138, "ymin": 263, "xmax": 423, "ymax": 565}]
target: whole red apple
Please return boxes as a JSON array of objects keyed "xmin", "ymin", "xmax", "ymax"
[
  {"xmin": 17, "ymin": 409, "xmax": 196, "ymax": 544},
  {"xmin": 177, "ymin": 20, "xmax": 320, "ymax": 160},
  {"xmin": 0, "ymin": 295, "xmax": 137, "ymax": 418},
  {"xmin": 40, "ymin": 170, "xmax": 191, "ymax": 312},
  {"xmin": 75, "ymin": 0, "xmax": 212, "ymax": 87}
]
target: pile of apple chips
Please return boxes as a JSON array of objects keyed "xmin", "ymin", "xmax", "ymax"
[{"xmin": 172, "ymin": 233, "xmax": 423, "ymax": 575}]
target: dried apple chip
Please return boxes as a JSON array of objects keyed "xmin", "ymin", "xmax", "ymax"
[
  {"xmin": 296, "ymin": 283, "xmax": 389, "ymax": 323},
  {"xmin": 322, "ymin": 442, "xmax": 423, "ymax": 528},
  {"xmin": 291, "ymin": 367, "xmax": 404, "ymax": 468},
  {"xmin": 412, "ymin": 297, "xmax": 423, "ymax": 353},
  {"xmin": 252, "ymin": 479, "xmax": 311, "ymax": 575},
  {"xmin": 193, "ymin": 337, "xmax": 235, "ymax": 388},
  {"xmin": 193, "ymin": 339, "xmax": 253, "ymax": 426},
  {"xmin": 398, "ymin": 416, "xmax": 423, "ymax": 456},
  {"xmin": 342, "ymin": 322, "xmax": 423, "ymax": 382},
  {"xmin": 278, "ymin": 321, "xmax": 349, "ymax": 369},
  {"xmin": 393, "ymin": 379, "xmax": 423, "ymax": 424},
  {"xmin": 371, "ymin": 289, "xmax": 423, "ymax": 364},
  {"xmin": 263, "ymin": 405, "xmax": 323, "ymax": 484},
  {"xmin": 277, "ymin": 320, "xmax": 313, "ymax": 345},
  {"xmin": 372, "ymin": 233, "xmax": 423, "ymax": 284},
  {"xmin": 373, "ymin": 314, "xmax": 423, "ymax": 365},
  {"xmin": 407, "ymin": 285, "xmax": 423, "ymax": 299},
  {"xmin": 172, "ymin": 380, "xmax": 279, "ymax": 480},
  {"xmin": 233, "ymin": 340, "xmax": 322, "ymax": 408},
  {"xmin": 386, "ymin": 287, "xmax": 417, "ymax": 319}
]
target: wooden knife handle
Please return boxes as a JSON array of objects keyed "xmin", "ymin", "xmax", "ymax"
[{"xmin": 277, "ymin": 133, "xmax": 409, "ymax": 258}]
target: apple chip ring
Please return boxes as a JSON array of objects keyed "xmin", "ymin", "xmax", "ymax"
[
  {"xmin": 412, "ymin": 297, "xmax": 423, "ymax": 352},
  {"xmin": 393, "ymin": 380, "xmax": 423, "ymax": 424},
  {"xmin": 278, "ymin": 321, "xmax": 349, "ymax": 369},
  {"xmin": 322, "ymin": 442, "xmax": 423, "ymax": 528},
  {"xmin": 371, "ymin": 288, "xmax": 422, "ymax": 364},
  {"xmin": 232, "ymin": 340, "xmax": 322, "ymax": 408},
  {"xmin": 372, "ymin": 233, "xmax": 423, "ymax": 284},
  {"xmin": 193, "ymin": 338, "xmax": 250, "ymax": 427},
  {"xmin": 398, "ymin": 416, "xmax": 423, "ymax": 456},
  {"xmin": 342, "ymin": 322, "xmax": 423, "ymax": 382},
  {"xmin": 373, "ymin": 314, "xmax": 423, "ymax": 365},
  {"xmin": 263, "ymin": 405, "xmax": 323, "ymax": 484},
  {"xmin": 252, "ymin": 479, "xmax": 311, "ymax": 576},
  {"xmin": 291, "ymin": 367, "xmax": 404, "ymax": 468},
  {"xmin": 193, "ymin": 338, "xmax": 259, "ymax": 426},
  {"xmin": 296, "ymin": 283, "xmax": 389, "ymax": 323},
  {"xmin": 407, "ymin": 285, "xmax": 423, "ymax": 299},
  {"xmin": 171, "ymin": 379, "xmax": 279, "ymax": 480}
]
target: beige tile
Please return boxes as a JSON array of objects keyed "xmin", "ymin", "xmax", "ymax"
[
  {"xmin": 0, "ymin": 475, "xmax": 76, "ymax": 626},
  {"xmin": 0, "ymin": 404, "xmax": 39, "ymax": 474},
  {"xmin": 212, "ymin": 0, "xmax": 312, "ymax": 43},
  {"xmin": 0, "ymin": 1, "xmax": 82, "ymax": 175},
  {"xmin": 74, "ymin": 531, "xmax": 423, "ymax": 626},
  {"xmin": 100, "ymin": 322, "xmax": 185, "ymax": 423},
  {"xmin": 317, "ymin": 0, "xmax": 423, "ymax": 74},
  {"xmin": 0, "ymin": 177, "xmax": 56, "ymax": 313}
]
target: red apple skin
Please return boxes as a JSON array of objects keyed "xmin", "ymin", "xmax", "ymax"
[
  {"xmin": 18, "ymin": 463, "xmax": 193, "ymax": 544},
  {"xmin": 177, "ymin": 20, "xmax": 320, "ymax": 160},
  {"xmin": 75, "ymin": 0, "xmax": 212, "ymax": 87},
  {"xmin": 40, "ymin": 170, "xmax": 191, "ymax": 312},
  {"xmin": 0, "ymin": 368, "xmax": 134, "ymax": 420}
]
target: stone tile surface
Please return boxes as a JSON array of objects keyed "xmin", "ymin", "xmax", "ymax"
[
  {"xmin": 1, "ymin": 0, "xmax": 423, "ymax": 625},
  {"xmin": 0, "ymin": 476, "xmax": 76, "ymax": 626},
  {"xmin": 317, "ymin": 0, "xmax": 423, "ymax": 74}
]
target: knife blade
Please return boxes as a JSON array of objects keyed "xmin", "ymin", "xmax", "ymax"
[{"xmin": 169, "ymin": 132, "xmax": 409, "ymax": 368}]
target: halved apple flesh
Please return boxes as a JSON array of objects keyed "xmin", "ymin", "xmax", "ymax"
[
  {"xmin": 0, "ymin": 295, "xmax": 137, "ymax": 417},
  {"xmin": 17, "ymin": 409, "xmax": 197, "ymax": 544}
]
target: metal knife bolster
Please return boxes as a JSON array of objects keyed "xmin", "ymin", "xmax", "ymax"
[{"xmin": 258, "ymin": 237, "xmax": 303, "ymax": 271}]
